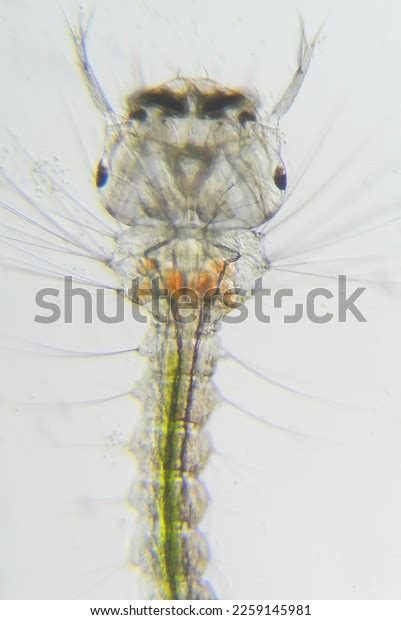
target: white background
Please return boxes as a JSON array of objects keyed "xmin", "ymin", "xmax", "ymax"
[{"xmin": 1, "ymin": 0, "xmax": 401, "ymax": 600}]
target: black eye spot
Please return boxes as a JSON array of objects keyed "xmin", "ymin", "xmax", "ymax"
[
  {"xmin": 238, "ymin": 110, "xmax": 257, "ymax": 125},
  {"xmin": 96, "ymin": 161, "xmax": 109, "ymax": 188},
  {"xmin": 129, "ymin": 108, "xmax": 147, "ymax": 122},
  {"xmin": 273, "ymin": 166, "xmax": 287, "ymax": 191}
]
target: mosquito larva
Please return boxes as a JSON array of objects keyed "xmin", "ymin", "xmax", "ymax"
[
  {"xmin": 2, "ymin": 1, "xmax": 401, "ymax": 602},
  {"xmin": 60, "ymin": 13, "xmax": 314, "ymax": 598}
]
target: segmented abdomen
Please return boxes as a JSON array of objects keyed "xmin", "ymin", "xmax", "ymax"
[{"xmin": 132, "ymin": 317, "xmax": 219, "ymax": 599}]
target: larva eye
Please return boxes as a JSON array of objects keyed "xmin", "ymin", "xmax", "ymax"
[
  {"xmin": 273, "ymin": 165, "xmax": 287, "ymax": 190},
  {"xmin": 95, "ymin": 160, "xmax": 109, "ymax": 188}
]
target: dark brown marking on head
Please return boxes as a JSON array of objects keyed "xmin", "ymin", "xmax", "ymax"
[
  {"xmin": 136, "ymin": 88, "xmax": 188, "ymax": 116},
  {"xmin": 129, "ymin": 107, "xmax": 148, "ymax": 121},
  {"xmin": 238, "ymin": 110, "xmax": 257, "ymax": 125},
  {"xmin": 199, "ymin": 92, "xmax": 246, "ymax": 118}
]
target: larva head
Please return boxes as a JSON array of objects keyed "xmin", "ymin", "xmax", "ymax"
[{"xmin": 96, "ymin": 78, "xmax": 287, "ymax": 230}]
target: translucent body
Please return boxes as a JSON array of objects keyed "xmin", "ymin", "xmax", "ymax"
[
  {"xmin": 3, "ymin": 2, "xmax": 401, "ymax": 601},
  {"xmin": 65, "ymin": 21, "xmax": 314, "ymax": 599}
]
